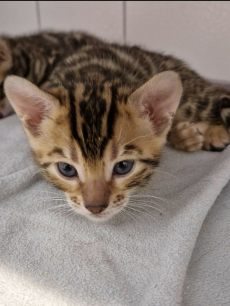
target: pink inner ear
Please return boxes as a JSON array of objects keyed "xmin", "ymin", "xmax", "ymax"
[
  {"xmin": 4, "ymin": 76, "xmax": 55, "ymax": 136},
  {"xmin": 19, "ymin": 99, "xmax": 46, "ymax": 125},
  {"xmin": 15, "ymin": 96, "xmax": 48, "ymax": 136},
  {"xmin": 129, "ymin": 71, "xmax": 182, "ymax": 136},
  {"xmin": 141, "ymin": 90, "xmax": 175, "ymax": 123}
]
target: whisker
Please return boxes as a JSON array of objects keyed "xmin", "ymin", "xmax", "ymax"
[
  {"xmin": 35, "ymin": 199, "xmax": 68, "ymax": 203},
  {"xmin": 122, "ymin": 133, "xmax": 151, "ymax": 147},
  {"xmin": 122, "ymin": 149, "xmax": 143, "ymax": 158},
  {"xmin": 129, "ymin": 202, "xmax": 165, "ymax": 214},
  {"xmin": 129, "ymin": 198, "xmax": 167, "ymax": 208},
  {"xmin": 38, "ymin": 191, "xmax": 65, "ymax": 196},
  {"xmin": 126, "ymin": 205, "xmax": 144, "ymax": 214},
  {"xmin": 125, "ymin": 206, "xmax": 147, "ymax": 222},
  {"xmin": 130, "ymin": 194, "xmax": 168, "ymax": 202},
  {"xmin": 52, "ymin": 209, "xmax": 69, "ymax": 219},
  {"xmin": 135, "ymin": 208, "xmax": 158, "ymax": 222},
  {"xmin": 58, "ymin": 126, "xmax": 75, "ymax": 151},
  {"xmin": 129, "ymin": 199, "xmax": 167, "ymax": 210},
  {"xmin": 128, "ymin": 206, "xmax": 157, "ymax": 222},
  {"xmin": 116, "ymin": 125, "xmax": 123, "ymax": 143},
  {"xmin": 129, "ymin": 199, "xmax": 164, "ymax": 208},
  {"xmin": 50, "ymin": 206, "xmax": 73, "ymax": 218},
  {"xmin": 49, "ymin": 207, "xmax": 70, "ymax": 215},
  {"xmin": 129, "ymin": 195, "xmax": 177, "ymax": 206},
  {"xmin": 47, "ymin": 204, "xmax": 69, "ymax": 211},
  {"xmin": 64, "ymin": 208, "xmax": 78, "ymax": 218},
  {"xmin": 36, "ymin": 197, "xmax": 67, "ymax": 201},
  {"xmin": 122, "ymin": 207, "xmax": 139, "ymax": 222}
]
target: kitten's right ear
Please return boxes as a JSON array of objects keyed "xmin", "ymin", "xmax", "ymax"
[{"xmin": 4, "ymin": 76, "xmax": 58, "ymax": 136}]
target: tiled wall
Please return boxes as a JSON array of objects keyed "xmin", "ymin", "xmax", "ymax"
[{"xmin": 0, "ymin": 1, "xmax": 230, "ymax": 80}]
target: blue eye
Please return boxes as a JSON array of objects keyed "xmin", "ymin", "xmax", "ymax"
[
  {"xmin": 113, "ymin": 161, "xmax": 134, "ymax": 175},
  {"xmin": 58, "ymin": 163, "xmax": 78, "ymax": 177}
]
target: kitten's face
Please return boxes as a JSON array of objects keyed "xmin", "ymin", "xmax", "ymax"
[
  {"xmin": 30, "ymin": 84, "xmax": 162, "ymax": 222},
  {"xmin": 4, "ymin": 72, "xmax": 182, "ymax": 222}
]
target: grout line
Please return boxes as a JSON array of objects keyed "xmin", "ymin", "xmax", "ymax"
[
  {"xmin": 36, "ymin": 1, "xmax": 41, "ymax": 31},
  {"xmin": 123, "ymin": 1, "xmax": 127, "ymax": 44}
]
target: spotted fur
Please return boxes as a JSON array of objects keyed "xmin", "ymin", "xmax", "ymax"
[{"xmin": 2, "ymin": 31, "xmax": 230, "ymax": 221}]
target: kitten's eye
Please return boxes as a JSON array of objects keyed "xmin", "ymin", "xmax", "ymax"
[
  {"xmin": 113, "ymin": 161, "xmax": 134, "ymax": 175},
  {"xmin": 58, "ymin": 163, "xmax": 78, "ymax": 177}
]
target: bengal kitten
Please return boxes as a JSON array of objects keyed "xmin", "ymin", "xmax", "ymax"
[{"xmin": 1, "ymin": 31, "xmax": 230, "ymax": 222}]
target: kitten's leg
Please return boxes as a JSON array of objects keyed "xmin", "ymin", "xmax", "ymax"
[
  {"xmin": 169, "ymin": 79, "xmax": 230, "ymax": 152},
  {"xmin": 169, "ymin": 121, "xmax": 230, "ymax": 152},
  {"xmin": 197, "ymin": 89, "xmax": 230, "ymax": 151}
]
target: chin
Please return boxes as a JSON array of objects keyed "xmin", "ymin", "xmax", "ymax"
[
  {"xmin": 78, "ymin": 208, "xmax": 123, "ymax": 223},
  {"xmin": 83, "ymin": 210, "xmax": 118, "ymax": 223}
]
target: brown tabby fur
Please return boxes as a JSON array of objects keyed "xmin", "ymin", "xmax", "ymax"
[{"xmin": 1, "ymin": 31, "xmax": 230, "ymax": 221}]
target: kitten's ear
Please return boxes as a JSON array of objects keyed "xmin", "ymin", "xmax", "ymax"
[
  {"xmin": 128, "ymin": 71, "xmax": 183, "ymax": 137},
  {"xmin": 4, "ymin": 76, "xmax": 57, "ymax": 136}
]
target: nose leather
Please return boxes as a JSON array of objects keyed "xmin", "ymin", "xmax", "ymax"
[{"xmin": 85, "ymin": 204, "xmax": 108, "ymax": 214}]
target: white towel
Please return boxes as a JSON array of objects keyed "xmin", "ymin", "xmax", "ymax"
[{"xmin": 1, "ymin": 114, "xmax": 230, "ymax": 306}]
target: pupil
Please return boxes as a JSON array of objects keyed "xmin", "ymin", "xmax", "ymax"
[
  {"xmin": 119, "ymin": 162, "xmax": 127, "ymax": 169},
  {"xmin": 65, "ymin": 164, "xmax": 71, "ymax": 171}
]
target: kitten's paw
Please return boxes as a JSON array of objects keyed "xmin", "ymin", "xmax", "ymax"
[
  {"xmin": 169, "ymin": 122, "xmax": 204, "ymax": 152},
  {"xmin": 203, "ymin": 125, "xmax": 230, "ymax": 151}
]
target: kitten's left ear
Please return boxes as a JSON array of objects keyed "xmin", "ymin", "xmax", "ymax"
[
  {"xmin": 4, "ymin": 76, "xmax": 58, "ymax": 136},
  {"xmin": 128, "ymin": 71, "xmax": 183, "ymax": 137}
]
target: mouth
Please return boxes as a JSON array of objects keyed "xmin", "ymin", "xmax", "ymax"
[
  {"xmin": 68, "ymin": 198, "xmax": 127, "ymax": 222},
  {"xmin": 86, "ymin": 211, "xmax": 111, "ymax": 222}
]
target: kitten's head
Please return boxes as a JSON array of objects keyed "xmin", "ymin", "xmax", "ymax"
[{"xmin": 4, "ymin": 72, "xmax": 182, "ymax": 222}]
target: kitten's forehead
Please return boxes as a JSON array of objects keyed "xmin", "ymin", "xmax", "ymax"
[{"xmin": 62, "ymin": 82, "xmax": 133, "ymax": 160}]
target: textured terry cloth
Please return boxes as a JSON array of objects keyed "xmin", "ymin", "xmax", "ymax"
[
  {"xmin": 182, "ymin": 179, "xmax": 230, "ymax": 306},
  {"xmin": 1, "ymin": 114, "xmax": 230, "ymax": 306}
]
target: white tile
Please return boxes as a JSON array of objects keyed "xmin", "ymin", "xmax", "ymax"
[
  {"xmin": 0, "ymin": 1, "xmax": 38, "ymax": 35},
  {"xmin": 127, "ymin": 2, "xmax": 230, "ymax": 81},
  {"xmin": 39, "ymin": 1, "xmax": 123, "ymax": 43}
]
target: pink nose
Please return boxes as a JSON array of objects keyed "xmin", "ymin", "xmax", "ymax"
[{"xmin": 85, "ymin": 204, "xmax": 108, "ymax": 214}]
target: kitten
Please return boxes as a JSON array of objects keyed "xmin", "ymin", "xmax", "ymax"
[{"xmin": 1, "ymin": 31, "xmax": 230, "ymax": 222}]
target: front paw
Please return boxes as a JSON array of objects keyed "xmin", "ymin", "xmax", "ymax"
[
  {"xmin": 203, "ymin": 125, "xmax": 230, "ymax": 151},
  {"xmin": 169, "ymin": 122, "xmax": 204, "ymax": 152}
]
